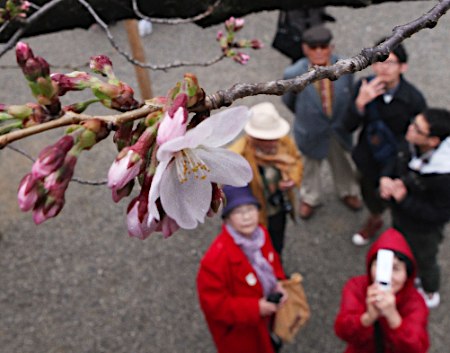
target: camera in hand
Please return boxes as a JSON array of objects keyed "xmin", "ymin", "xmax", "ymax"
[
  {"xmin": 267, "ymin": 291, "xmax": 283, "ymax": 304},
  {"xmin": 268, "ymin": 190, "xmax": 293, "ymax": 213},
  {"xmin": 376, "ymin": 249, "xmax": 394, "ymax": 291}
]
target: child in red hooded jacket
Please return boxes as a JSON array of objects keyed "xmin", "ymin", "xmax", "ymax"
[{"xmin": 334, "ymin": 228, "xmax": 429, "ymax": 353}]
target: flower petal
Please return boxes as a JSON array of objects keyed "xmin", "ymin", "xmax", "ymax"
[
  {"xmin": 156, "ymin": 108, "xmax": 187, "ymax": 145},
  {"xmin": 159, "ymin": 160, "xmax": 212, "ymax": 229},
  {"xmin": 195, "ymin": 147, "xmax": 252, "ymax": 186},
  {"xmin": 147, "ymin": 158, "xmax": 170, "ymax": 222},
  {"xmin": 156, "ymin": 106, "xmax": 250, "ymax": 162},
  {"xmin": 197, "ymin": 106, "xmax": 250, "ymax": 148}
]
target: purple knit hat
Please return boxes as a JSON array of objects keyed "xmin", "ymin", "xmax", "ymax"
[{"xmin": 221, "ymin": 185, "xmax": 260, "ymax": 218}]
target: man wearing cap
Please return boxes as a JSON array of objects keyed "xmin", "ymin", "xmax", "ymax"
[
  {"xmin": 282, "ymin": 25, "xmax": 361, "ymax": 219},
  {"xmin": 229, "ymin": 102, "xmax": 303, "ymax": 256}
]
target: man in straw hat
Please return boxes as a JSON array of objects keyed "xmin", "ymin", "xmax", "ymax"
[
  {"xmin": 229, "ymin": 102, "xmax": 303, "ymax": 257},
  {"xmin": 282, "ymin": 25, "xmax": 361, "ymax": 219}
]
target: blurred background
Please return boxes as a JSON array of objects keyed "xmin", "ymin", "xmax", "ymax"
[{"xmin": 0, "ymin": 1, "xmax": 449, "ymax": 352}]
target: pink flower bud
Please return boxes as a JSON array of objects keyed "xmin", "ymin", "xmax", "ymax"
[
  {"xmin": 21, "ymin": 1, "xmax": 31, "ymax": 11},
  {"xmin": 108, "ymin": 149, "xmax": 143, "ymax": 191},
  {"xmin": 168, "ymin": 93, "xmax": 188, "ymax": 119},
  {"xmin": 224, "ymin": 17, "xmax": 235, "ymax": 32},
  {"xmin": 234, "ymin": 18, "xmax": 245, "ymax": 31},
  {"xmin": 160, "ymin": 216, "xmax": 179, "ymax": 238},
  {"xmin": 216, "ymin": 30, "xmax": 224, "ymax": 41},
  {"xmin": 17, "ymin": 173, "xmax": 39, "ymax": 211},
  {"xmin": 90, "ymin": 55, "xmax": 113, "ymax": 77},
  {"xmin": 156, "ymin": 107, "xmax": 188, "ymax": 145},
  {"xmin": 15, "ymin": 41, "xmax": 34, "ymax": 67},
  {"xmin": 233, "ymin": 52, "xmax": 250, "ymax": 65},
  {"xmin": 32, "ymin": 197, "xmax": 64, "ymax": 225},
  {"xmin": 126, "ymin": 175, "xmax": 154, "ymax": 239},
  {"xmin": 112, "ymin": 179, "xmax": 135, "ymax": 203},
  {"xmin": 32, "ymin": 135, "xmax": 74, "ymax": 179},
  {"xmin": 251, "ymin": 39, "xmax": 264, "ymax": 49},
  {"xmin": 52, "ymin": 72, "xmax": 91, "ymax": 96},
  {"xmin": 110, "ymin": 83, "xmax": 140, "ymax": 112}
]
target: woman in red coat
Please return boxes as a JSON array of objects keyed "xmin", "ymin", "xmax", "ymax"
[
  {"xmin": 197, "ymin": 185, "xmax": 287, "ymax": 353},
  {"xmin": 335, "ymin": 228, "xmax": 429, "ymax": 353}
]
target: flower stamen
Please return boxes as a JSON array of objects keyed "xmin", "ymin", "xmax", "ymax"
[{"xmin": 175, "ymin": 149, "xmax": 210, "ymax": 183}]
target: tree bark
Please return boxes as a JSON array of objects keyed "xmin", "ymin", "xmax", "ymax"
[{"xmin": 0, "ymin": 0, "xmax": 431, "ymax": 42}]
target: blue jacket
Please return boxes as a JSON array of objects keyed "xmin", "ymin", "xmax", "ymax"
[{"xmin": 282, "ymin": 55, "xmax": 354, "ymax": 159}]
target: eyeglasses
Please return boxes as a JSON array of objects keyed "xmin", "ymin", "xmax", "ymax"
[
  {"xmin": 230, "ymin": 205, "xmax": 258, "ymax": 217},
  {"xmin": 411, "ymin": 120, "xmax": 429, "ymax": 136},
  {"xmin": 307, "ymin": 44, "xmax": 330, "ymax": 50}
]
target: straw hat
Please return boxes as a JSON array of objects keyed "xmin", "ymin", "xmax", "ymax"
[{"xmin": 245, "ymin": 102, "xmax": 290, "ymax": 140}]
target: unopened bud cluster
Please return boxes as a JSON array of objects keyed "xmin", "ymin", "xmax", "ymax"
[
  {"xmin": 0, "ymin": 0, "xmax": 30, "ymax": 24},
  {"xmin": 17, "ymin": 120, "xmax": 109, "ymax": 224},
  {"xmin": 0, "ymin": 43, "xmax": 140, "ymax": 136},
  {"xmin": 216, "ymin": 16, "xmax": 264, "ymax": 65}
]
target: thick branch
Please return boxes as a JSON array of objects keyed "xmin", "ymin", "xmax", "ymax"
[
  {"xmin": 1, "ymin": 0, "xmax": 449, "ymax": 148},
  {"xmin": 199, "ymin": 0, "xmax": 450, "ymax": 110}
]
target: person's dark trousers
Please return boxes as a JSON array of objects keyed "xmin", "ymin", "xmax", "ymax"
[
  {"xmin": 394, "ymin": 223, "xmax": 444, "ymax": 293},
  {"xmin": 359, "ymin": 173, "xmax": 387, "ymax": 215},
  {"xmin": 268, "ymin": 211, "xmax": 287, "ymax": 256}
]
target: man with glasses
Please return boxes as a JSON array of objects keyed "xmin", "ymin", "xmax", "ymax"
[
  {"xmin": 345, "ymin": 39, "xmax": 427, "ymax": 246},
  {"xmin": 379, "ymin": 108, "xmax": 450, "ymax": 308},
  {"xmin": 282, "ymin": 26, "xmax": 361, "ymax": 220}
]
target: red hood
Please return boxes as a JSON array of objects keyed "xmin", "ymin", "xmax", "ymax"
[{"xmin": 366, "ymin": 228, "xmax": 417, "ymax": 283}]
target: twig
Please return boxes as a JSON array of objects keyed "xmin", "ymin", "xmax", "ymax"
[
  {"xmin": 132, "ymin": 0, "xmax": 221, "ymax": 24},
  {"xmin": 0, "ymin": 0, "xmax": 66, "ymax": 58},
  {"xmin": 76, "ymin": 0, "xmax": 225, "ymax": 71}
]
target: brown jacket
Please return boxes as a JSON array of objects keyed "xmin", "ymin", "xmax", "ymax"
[{"xmin": 229, "ymin": 135, "xmax": 303, "ymax": 226}]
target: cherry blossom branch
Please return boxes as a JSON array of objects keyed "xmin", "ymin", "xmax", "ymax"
[
  {"xmin": 132, "ymin": 0, "xmax": 222, "ymax": 24},
  {"xmin": 0, "ymin": 104, "xmax": 156, "ymax": 148},
  {"xmin": 0, "ymin": 0, "xmax": 65, "ymax": 58},
  {"xmin": 1, "ymin": 0, "xmax": 449, "ymax": 149},
  {"xmin": 76, "ymin": 0, "xmax": 225, "ymax": 70},
  {"xmin": 198, "ymin": 0, "xmax": 450, "ymax": 111}
]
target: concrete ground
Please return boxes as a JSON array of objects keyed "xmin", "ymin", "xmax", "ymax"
[{"xmin": 0, "ymin": 1, "xmax": 449, "ymax": 352}]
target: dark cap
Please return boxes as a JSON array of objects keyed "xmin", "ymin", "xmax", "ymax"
[{"xmin": 302, "ymin": 26, "xmax": 333, "ymax": 46}]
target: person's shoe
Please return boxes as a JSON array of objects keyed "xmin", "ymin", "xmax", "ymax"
[
  {"xmin": 341, "ymin": 195, "xmax": 363, "ymax": 211},
  {"xmin": 299, "ymin": 201, "xmax": 314, "ymax": 219},
  {"xmin": 352, "ymin": 214, "xmax": 383, "ymax": 246},
  {"xmin": 418, "ymin": 287, "xmax": 440, "ymax": 308}
]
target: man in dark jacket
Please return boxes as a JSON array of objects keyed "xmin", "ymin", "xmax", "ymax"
[
  {"xmin": 345, "ymin": 40, "xmax": 426, "ymax": 245},
  {"xmin": 379, "ymin": 108, "xmax": 450, "ymax": 308}
]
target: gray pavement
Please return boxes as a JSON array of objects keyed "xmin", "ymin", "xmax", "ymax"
[{"xmin": 1, "ymin": 1, "xmax": 449, "ymax": 352}]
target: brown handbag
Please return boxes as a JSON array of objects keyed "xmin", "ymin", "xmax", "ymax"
[{"xmin": 273, "ymin": 273, "xmax": 311, "ymax": 343}]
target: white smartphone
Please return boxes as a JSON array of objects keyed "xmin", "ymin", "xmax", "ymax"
[{"xmin": 375, "ymin": 249, "xmax": 394, "ymax": 291}]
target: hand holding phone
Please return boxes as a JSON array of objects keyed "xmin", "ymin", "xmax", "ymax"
[{"xmin": 266, "ymin": 291, "xmax": 283, "ymax": 304}]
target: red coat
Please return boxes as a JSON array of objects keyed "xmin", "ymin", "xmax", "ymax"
[
  {"xmin": 334, "ymin": 228, "xmax": 429, "ymax": 353},
  {"xmin": 197, "ymin": 225, "xmax": 286, "ymax": 353}
]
